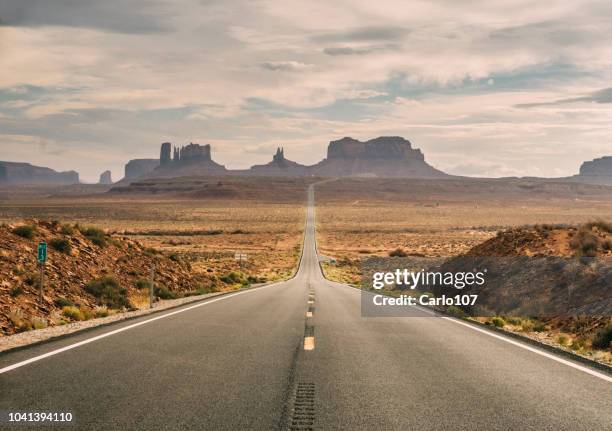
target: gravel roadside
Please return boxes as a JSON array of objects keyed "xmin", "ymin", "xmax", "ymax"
[{"xmin": 0, "ymin": 285, "xmax": 264, "ymax": 354}]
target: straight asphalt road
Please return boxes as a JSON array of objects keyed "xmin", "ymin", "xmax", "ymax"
[{"xmin": 0, "ymin": 184, "xmax": 610, "ymax": 430}]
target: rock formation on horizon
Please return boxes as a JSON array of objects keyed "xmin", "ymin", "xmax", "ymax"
[
  {"xmin": 310, "ymin": 136, "xmax": 448, "ymax": 178},
  {"xmin": 327, "ymin": 136, "xmax": 425, "ymax": 160},
  {"xmin": 152, "ymin": 142, "xmax": 226, "ymax": 177},
  {"xmin": 0, "ymin": 161, "xmax": 79, "ymax": 185},
  {"xmin": 249, "ymin": 147, "xmax": 309, "ymax": 176},
  {"xmin": 580, "ymin": 156, "xmax": 612, "ymax": 176},
  {"xmin": 122, "ymin": 142, "xmax": 224, "ymax": 182},
  {"xmin": 160, "ymin": 142, "xmax": 172, "ymax": 165},
  {"xmin": 273, "ymin": 147, "xmax": 286, "ymax": 166},
  {"xmin": 120, "ymin": 136, "xmax": 449, "ymax": 182},
  {"xmin": 572, "ymin": 156, "xmax": 612, "ymax": 185},
  {"xmin": 124, "ymin": 159, "xmax": 159, "ymax": 180},
  {"xmin": 99, "ymin": 170, "xmax": 113, "ymax": 185}
]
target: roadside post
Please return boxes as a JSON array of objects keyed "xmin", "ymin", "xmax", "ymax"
[
  {"xmin": 150, "ymin": 264, "xmax": 156, "ymax": 309},
  {"xmin": 37, "ymin": 241, "xmax": 47, "ymax": 304},
  {"xmin": 234, "ymin": 252, "xmax": 247, "ymax": 267}
]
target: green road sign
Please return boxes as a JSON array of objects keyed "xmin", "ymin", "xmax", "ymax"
[{"xmin": 38, "ymin": 241, "xmax": 47, "ymax": 263}]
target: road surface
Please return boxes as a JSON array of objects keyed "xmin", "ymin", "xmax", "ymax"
[{"xmin": 1, "ymin": 185, "xmax": 610, "ymax": 430}]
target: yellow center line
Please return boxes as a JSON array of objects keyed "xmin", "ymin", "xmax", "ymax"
[{"xmin": 304, "ymin": 336, "xmax": 315, "ymax": 351}]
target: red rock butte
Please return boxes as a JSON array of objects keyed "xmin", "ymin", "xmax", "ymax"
[{"xmin": 122, "ymin": 136, "xmax": 449, "ymax": 180}]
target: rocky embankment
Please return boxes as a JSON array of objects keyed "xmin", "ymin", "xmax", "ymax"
[
  {"xmin": 440, "ymin": 221, "xmax": 612, "ymax": 359},
  {"xmin": 0, "ymin": 221, "xmax": 215, "ymax": 336}
]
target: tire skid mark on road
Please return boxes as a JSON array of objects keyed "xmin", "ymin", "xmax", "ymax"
[
  {"xmin": 280, "ymin": 284, "xmax": 318, "ymax": 430},
  {"xmin": 288, "ymin": 382, "xmax": 316, "ymax": 431}
]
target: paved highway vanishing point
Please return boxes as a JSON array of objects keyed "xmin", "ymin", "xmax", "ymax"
[{"xmin": 1, "ymin": 185, "xmax": 611, "ymax": 430}]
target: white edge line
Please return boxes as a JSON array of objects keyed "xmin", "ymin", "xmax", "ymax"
[
  {"xmin": 440, "ymin": 316, "xmax": 612, "ymax": 383},
  {"xmin": 0, "ymin": 283, "xmax": 279, "ymax": 375},
  {"xmin": 339, "ymin": 282, "xmax": 612, "ymax": 383}
]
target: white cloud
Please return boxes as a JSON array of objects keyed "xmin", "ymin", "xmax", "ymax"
[
  {"xmin": 258, "ymin": 61, "xmax": 314, "ymax": 72},
  {"xmin": 1, "ymin": 0, "xmax": 611, "ymax": 181}
]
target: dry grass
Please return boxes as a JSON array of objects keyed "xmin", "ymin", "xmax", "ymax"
[
  {"xmin": 315, "ymin": 196, "xmax": 612, "ymax": 286},
  {"xmin": 314, "ymin": 185, "xmax": 612, "ymax": 362},
  {"xmin": 0, "ymin": 197, "xmax": 305, "ymax": 285},
  {"xmin": 316, "ymin": 201, "xmax": 612, "ymax": 258}
]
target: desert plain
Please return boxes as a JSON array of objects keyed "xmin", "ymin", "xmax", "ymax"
[{"xmin": 1, "ymin": 176, "xmax": 611, "ymax": 363}]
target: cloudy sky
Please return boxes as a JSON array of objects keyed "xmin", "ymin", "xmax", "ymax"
[{"xmin": 1, "ymin": 0, "xmax": 611, "ymax": 182}]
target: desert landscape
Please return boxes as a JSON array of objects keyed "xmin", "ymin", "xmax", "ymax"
[
  {"xmin": 314, "ymin": 178, "xmax": 612, "ymax": 363},
  {"xmin": 2, "ymin": 175, "xmax": 610, "ymax": 360},
  {"xmin": 315, "ymin": 178, "xmax": 612, "ymax": 281},
  {"xmin": 1, "ymin": 141, "xmax": 611, "ymax": 362},
  {"xmin": 3, "ymin": 2, "xmax": 612, "ymax": 428},
  {"xmin": 0, "ymin": 177, "xmax": 310, "ymax": 335}
]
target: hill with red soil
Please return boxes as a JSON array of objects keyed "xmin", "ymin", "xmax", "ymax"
[{"xmin": 0, "ymin": 221, "xmax": 214, "ymax": 335}]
